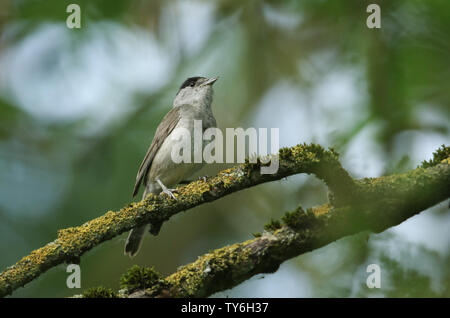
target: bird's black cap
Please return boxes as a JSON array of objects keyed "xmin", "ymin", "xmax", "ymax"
[{"xmin": 179, "ymin": 76, "xmax": 202, "ymax": 90}]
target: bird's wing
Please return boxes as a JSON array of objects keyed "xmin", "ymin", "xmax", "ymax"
[{"xmin": 132, "ymin": 106, "xmax": 182, "ymax": 197}]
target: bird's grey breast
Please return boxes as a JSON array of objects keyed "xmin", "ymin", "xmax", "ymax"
[
  {"xmin": 146, "ymin": 104, "xmax": 215, "ymax": 189},
  {"xmin": 177, "ymin": 104, "xmax": 216, "ymax": 129}
]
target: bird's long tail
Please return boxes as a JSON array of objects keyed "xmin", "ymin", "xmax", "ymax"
[
  {"xmin": 124, "ymin": 224, "xmax": 147, "ymax": 258},
  {"xmin": 124, "ymin": 189, "xmax": 152, "ymax": 258}
]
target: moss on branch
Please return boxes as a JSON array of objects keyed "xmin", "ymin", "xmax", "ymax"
[
  {"xmin": 0, "ymin": 144, "xmax": 449, "ymax": 298},
  {"xmin": 0, "ymin": 143, "xmax": 348, "ymax": 297},
  {"xmin": 82, "ymin": 286, "xmax": 117, "ymax": 298},
  {"xmin": 128, "ymin": 158, "xmax": 449, "ymax": 297},
  {"xmin": 89, "ymin": 146, "xmax": 450, "ymax": 298},
  {"xmin": 421, "ymin": 145, "xmax": 450, "ymax": 168}
]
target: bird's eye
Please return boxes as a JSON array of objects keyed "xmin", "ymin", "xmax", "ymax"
[{"xmin": 190, "ymin": 82, "xmax": 195, "ymax": 87}]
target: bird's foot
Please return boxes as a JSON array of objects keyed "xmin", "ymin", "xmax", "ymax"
[
  {"xmin": 156, "ymin": 178, "xmax": 178, "ymax": 200},
  {"xmin": 161, "ymin": 188, "xmax": 178, "ymax": 200}
]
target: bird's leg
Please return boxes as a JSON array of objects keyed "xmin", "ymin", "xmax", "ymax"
[{"xmin": 156, "ymin": 178, "xmax": 178, "ymax": 200}]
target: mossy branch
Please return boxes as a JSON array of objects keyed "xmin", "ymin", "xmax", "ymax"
[
  {"xmin": 1, "ymin": 144, "xmax": 449, "ymax": 297},
  {"xmin": 119, "ymin": 149, "xmax": 449, "ymax": 298},
  {"xmin": 0, "ymin": 143, "xmax": 350, "ymax": 297}
]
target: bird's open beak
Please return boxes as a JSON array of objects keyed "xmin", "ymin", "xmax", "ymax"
[{"xmin": 203, "ymin": 77, "xmax": 219, "ymax": 86}]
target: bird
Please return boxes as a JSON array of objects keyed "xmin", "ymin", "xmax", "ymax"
[{"xmin": 124, "ymin": 76, "xmax": 218, "ymax": 257}]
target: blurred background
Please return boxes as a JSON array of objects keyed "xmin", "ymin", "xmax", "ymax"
[{"xmin": 0, "ymin": 0, "xmax": 449, "ymax": 297}]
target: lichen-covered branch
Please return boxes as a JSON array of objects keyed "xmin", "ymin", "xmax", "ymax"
[
  {"xmin": 0, "ymin": 143, "xmax": 352, "ymax": 297},
  {"xmin": 124, "ymin": 152, "xmax": 450, "ymax": 298},
  {"xmin": 1, "ymin": 144, "xmax": 449, "ymax": 298}
]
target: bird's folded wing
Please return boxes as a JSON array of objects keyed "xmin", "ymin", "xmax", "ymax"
[{"xmin": 132, "ymin": 107, "xmax": 182, "ymax": 197}]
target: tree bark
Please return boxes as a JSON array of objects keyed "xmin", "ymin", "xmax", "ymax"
[{"xmin": 0, "ymin": 144, "xmax": 448, "ymax": 298}]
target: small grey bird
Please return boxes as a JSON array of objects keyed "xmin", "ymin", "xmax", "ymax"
[{"xmin": 124, "ymin": 76, "xmax": 218, "ymax": 257}]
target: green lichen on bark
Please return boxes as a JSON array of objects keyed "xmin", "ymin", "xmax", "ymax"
[
  {"xmin": 281, "ymin": 205, "xmax": 318, "ymax": 230},
  {"xmin": 264, "ymin": 219, "xmax": 282, "ymax": 232},
  {"xmin": 421, "ymin": 145, "xmax": 450, "ymax": 168},
  {"xmin": 120, "ymin": 265, "xmax": 161, "ymax": 292},
  {"xmin": 82, "ymin": 286, "xmax": 117, "ymax": 298},
  {"xmin": 1, "ymin": 143, "xmax": 449, "ymax": 298},
  {"xmin": 128, "ymin": 203, "xmax": 337, "ymax": 298},
  {"xmin": 164, "ymin": 241, "xmax": 255, "ymax": 297},
  {"xmin": 124, "ymin": 146, "xmax": 450, "ymax": 298},
  {"xmin": 1, "ymin": 143, "xmax": 348, "ymax": 298}
]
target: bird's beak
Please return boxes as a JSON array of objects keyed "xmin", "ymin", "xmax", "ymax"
[{"xmin": 203, "ymin": 77, "xmax": 219, "ymax": 86}]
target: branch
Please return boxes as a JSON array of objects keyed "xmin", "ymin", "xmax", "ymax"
[
  {"xmin": 121, "ymin": 151, "xmax": 449, "ymax": 298},
  {"xmin": 0, "ymin": 144, "xmax": 350, "ymax": 297},
  {"xmin": 1, "ymin": 144, "xmax": 449, "ymax": 297}
]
